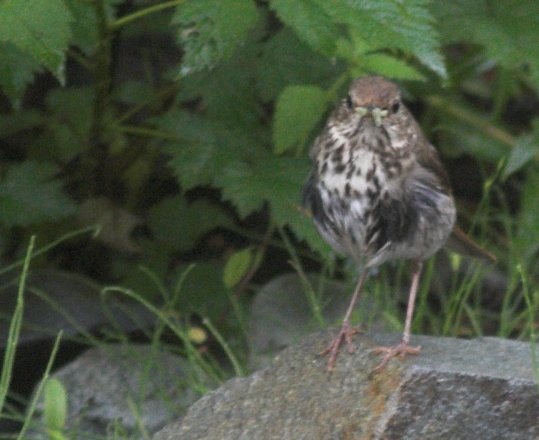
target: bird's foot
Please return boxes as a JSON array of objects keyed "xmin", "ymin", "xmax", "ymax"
[
  {"xmin": 319, "ymin": 322, "xmax": 361, "ymax": 372},
  {"xmin": 371, "ymin": 341, "xmax": 421, "ymax": 373}
]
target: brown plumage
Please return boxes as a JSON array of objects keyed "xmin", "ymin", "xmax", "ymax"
[{"xmin": 302, "ymin": 76, "xmax": 494, "ymax": 372}]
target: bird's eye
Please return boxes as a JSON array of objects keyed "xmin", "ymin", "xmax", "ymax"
[
  {"xmin": 391, "ymin": 101, "xmax": 400, "ymax": 113},
  {"xmin": 346, "ymin": 94, "xmax": 354, "ymax": 109}
]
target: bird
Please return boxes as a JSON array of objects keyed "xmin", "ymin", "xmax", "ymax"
[{"xmin": 302, "ymin": 76, "xmax": 495, "ymax": 372}]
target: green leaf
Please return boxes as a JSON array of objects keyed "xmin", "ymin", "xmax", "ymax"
[
  {"xmin": 0, "ymin": 0, "xmax": 72, "ymax": 82},
  {"xmin": 175, "ymin": 263, "xmax": 230, "ymax": 321},
  {"xmin": 177, "ymin": 33, "xmax": 264, "ymax": 130},
  {"xmin": 0, "ymin": 162, "xmax": 76, "ymax": 227},
  {"xmin": 172, "ymin": 0, "xmax": 259, "ymax": 75},
  {"xmin": 215, "ymin": 154, "xmax": 330, "ymax": 254},
  {"xmin": 112, "ymin": 239, "xmax": 171, "ymax": 300},
  {"xmin": 318, "ymin": 0, "xmax": 446, "ymax": 77},
  {"xmin": 33, "ymin": 87, "xmax": 95, "ymax": 163},
  {"xmin": 148, "ymin": 196, "xmax": 233, "ymax": 251},
  {"xmin": 269, "ymin": 0, "xmax": 341, "ymax": 55},
  {"xmin": 285, "ymin": 208, "xmax": 332, "ymax": 256},
  {"xmin": 257, "ymin": 29, "xmax": 341, "ymax": 102},
  {"xmin": 64, "ymin": 0, "xmax": 98, "ymax": 53},
  {"xmin": 0, "ymin": 42, "xmax": 42, "ymax": 107},
  {"xmin": 431, "ymin": 0, "xmax": 539, "ymax": 85},
  {"xmin": 0, "ymin": 109, "xmax": 43, "ymax": 137},
  {"xmin": 273, "ymin": 85, "xmax": 328, "ymax": 154},
  {"xmin": 154, "ymin": 110, "xmax": 253, "ymax": 189},
  {"xmin": 43, "ymin": 378, "xmax": 67, "ymax": 433},
  {"xmin": 503, "ymin": 135, "xmax": 538, "ymax": 178},
  {"xmin": 515, "ymin": 166, "xmax": 539, "ymax": 264},
  {"xmin": 113, "ymin": 80, "xmax": 155, "ymax": 105},
  {"xmin": 64, "ymin": 0, "xmax": 119, "ymax": 55},
  {"xmin": 223, "ymin": 248, "xmax": 253, "ymax": 288},
  {"xmin": 336, "ymin": 31, "xmax": 424, "ymax": 80},
  {"xmin": 355, "ymin": 54, "xmax": 425, "ymax": 80}
]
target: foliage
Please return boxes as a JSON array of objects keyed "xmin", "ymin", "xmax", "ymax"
[
  {"xmin": 172, "ymin": 0, "xmax": 259, "ymax": 75},
  {"xmin": 1, "ymin": 0, "xmax": 539, "ymax": 433}
]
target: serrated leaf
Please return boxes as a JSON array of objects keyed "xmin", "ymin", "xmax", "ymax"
[
  {"xmin": 257, "ymin": 29, "xmax": 341, "ymax": 102},
  {"xmin": 269, "ymin": 0, "xmax": 341, "ymax": 55},
  {"xmin": 172, "ymin": 0, "xmax": 258, "ymax": 75},
  {"xmin": 0, "ymin": 162, "xmax": 76, "ymax": 227},
  {"xmin": 154, "ymin": 110, "xmax": 253, "ymax": 189},
  {"xmin": 64, "ymin": 0, "xmax": 98, "ymax": 53},
  {"xmin": 317, "ymin": 0, "xmax": 446, "ymax": 77},
  {"xmin": 215, "ymin": 155, "xmax": 331, "ymax": 254},
  {"xmin": 224, "ymin": 248, "xmax": 253, "ymax": 288},
  {"xmin": 273, "ymin": 85, "xmax": 328, "ymax": 154},
  {"xmin": 337, "ymin": 31, "xmax": 425, "ymax": 80},
  {"xmin": 148, "ymin": 196, "xmax": 232, "ymax": 251},
  {"xmin": 43, "ymin": 378, "xmax": 67, "ymax": 432},
  {"xmin": 503, "ymin": 135, "xmax": 538, "ymax": 178},
  {"xmin": 432, "ymin": 0, "xmax": 539, "ymax": 85},
  {"xmin": 177, "ymin": 33, "xmax": 264, "ymax": 130},
  {"xmin": 0, "ymin": 42, "xmax": 43, "ymax": 107},
  {"xmin": 64, "ymin": 0, "xmax": 119, "ymax": 55},
  {"xmin": 0, "ymin": 0, "xmax": 72, "ymax": 81},
  {"xmin": 285, "ymin": 208, "xmax": 332, "ymax": 256}
]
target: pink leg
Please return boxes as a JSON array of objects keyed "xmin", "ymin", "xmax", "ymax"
[
  {"xmin": 373, "ymin": 261, "xmax": 423, "ymax": 372},
  {"xmin": 320, "ymin": 269, "xmax": 368, "ymax": 371}
]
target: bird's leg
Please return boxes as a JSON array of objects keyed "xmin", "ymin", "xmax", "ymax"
[
  {"xmin": 320, "ymin": 269, "xmax": 368, "ymax": 372},
  {"xmin": 372, "ymin": 260, "xmax": 423, "ymax": 372}
]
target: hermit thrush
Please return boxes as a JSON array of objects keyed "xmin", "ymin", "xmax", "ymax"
[{"xmin": 302, "ymin": 76, "xmax": 495, "ymax": 372}]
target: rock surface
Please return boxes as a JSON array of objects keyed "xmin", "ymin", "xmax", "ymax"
[
  {"xmin": 29, "ymin": 345, "xmax": 201, "ymax": 439},
  {"xmin": 248, "ymin": 273, "xmax": 388, "ymax": 369},
  {"xmin": 0, "ymin": 269, "xmax": 155, "ymax": 347},
  {"xmin": 154, "ymin": 331, "xmax": 539, "ymax": 440}
]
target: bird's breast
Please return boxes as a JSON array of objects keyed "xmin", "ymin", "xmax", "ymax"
[{"xmin": 308, "ymin": 125, "xmax": 445, "ymax": 263}]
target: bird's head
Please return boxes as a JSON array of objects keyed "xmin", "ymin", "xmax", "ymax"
[{"xmin": 342, "ymin": 76, "xmax": 403, "ymax": 128}]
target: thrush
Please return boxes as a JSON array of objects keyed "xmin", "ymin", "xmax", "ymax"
[{"xmin": 302, "ymin": 76, "xmax": 495, "ymax": 372}]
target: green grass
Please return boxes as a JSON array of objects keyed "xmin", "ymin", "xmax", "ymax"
[{"xmin": 1, "ymin": 176, "xmax": 538, "ymax": 438}]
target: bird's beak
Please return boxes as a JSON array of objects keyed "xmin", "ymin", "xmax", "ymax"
[{"xmin": 356, "ymin": 107, "xmax": 388, "ymax": 127}]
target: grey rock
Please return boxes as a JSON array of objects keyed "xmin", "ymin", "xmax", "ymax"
[
  {"xmin": 30, "ymin": 344, "xmax": 201, "ymax": 439},
  {"xmin": 249, "ymin": 273, "xmax": 388, "ymax": 369},
  {"xmin": 154, "ymin": 331, "xmax": 539, "ymax": 440},
  {"xmin": 0, "ymin": 269, "xmax": 155, "ymax": 347}
]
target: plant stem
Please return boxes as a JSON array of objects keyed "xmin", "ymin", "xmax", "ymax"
[
  {"xmin": 426, "ymin": 95, "xmax": 516, "ymax": 148},
  {"xmin": 91, "ymin": 0, "xmax": 112, "ymax": 144},
  {"xmin": 67, "ymin": 48, "xmax": 94, "ymax": 71},
  {"xmin": 111, "ymin": 0, "xmax": 185, "ymax": 31},
  {"xmin": 0, "ymin": 226, "xmax": 100, "ymax": 277},
  {"xmin": 233, "ymin": 221, "xmax": 275, "ymax": 300},
  {"xmin": 118, "ymin": 124, "xmax": 182, "ymax": 140},
  {"xmin": 278, "ymin": 226, "xmax": 326, "ymax": 327},
  {"xmin": 0, "ymin": 237, "xmax": 34, "ymax": 412},
  {"xmin": 84, "ymin": 0, "xmax": 114, "ymax": 196},
  {"xmin": 117, "ymin": 83, "xmax": 179, "ymax": 124},
  {"xmin": 203, "ymin": 318, "xmax": 246, "ymax": 377},
  {"xmin": 326, "ymin": 72, "xmax": 350, "ymax": 102},
  {"xmin": 17, "ymin": 331, "xmax": 63, "ymax": 440}
]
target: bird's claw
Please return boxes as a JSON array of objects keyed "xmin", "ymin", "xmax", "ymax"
[
  {"xmin": 372, "ymin": 341, "xmax": 421, "ymax": 373},
  {"xmin": 319, "ymin": 324, "xmax": 361, "ymax": 372}
]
